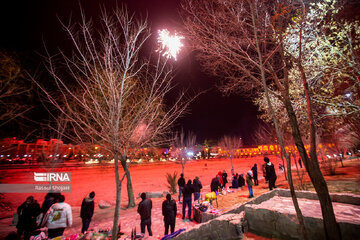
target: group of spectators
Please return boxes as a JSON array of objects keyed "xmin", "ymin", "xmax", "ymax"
[
  {"xmin": 177, "ymin": 174, "xmax": 203, "ymax": 221},
  {"xmin": 14, "ymin": 192, "xmax": 95, "ymax": 240},
  {"xmin": 137, "ymin": 174, "xmax": 203, "ymax": 238},
  {"xmin": 14, "ymin": 157, "xmax": 279, "ymax": 239},
  {"xmin": 228, "ymin": 157, "xmax": 278, "ymax": 197}
]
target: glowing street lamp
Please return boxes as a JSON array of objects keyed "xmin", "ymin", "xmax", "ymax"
[{"xmin": 157, "ymin": 29, "xmax": 184, "ymax": 60}]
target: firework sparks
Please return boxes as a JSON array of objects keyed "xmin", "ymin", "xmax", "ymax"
[{"xmin": 157, "ymin": 29, "xmax": 184, "ymax": 61}]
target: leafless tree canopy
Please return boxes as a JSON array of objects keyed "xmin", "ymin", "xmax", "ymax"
[
  {"xmin": 0, "ymin": 51, "xmax": 33, "ymax": 128},
  {"xmin": 218, "ymin": 135, "xmax": 243, "ymax": 157},
  {"xmin": 181, "ymin": 0, "xmax": 282, "ymax": 95},
  {"xmin": 35, "ymin": 6, "xmax": 190, "ymax": 238},
  {"xmin": 172, "ymin": 129, "xmax": 197, "ymax": 175},
  {"xmin": 37, "ymin": 6, "xmax": 189, "ymax": 152}
]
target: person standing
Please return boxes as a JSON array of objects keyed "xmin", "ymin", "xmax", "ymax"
[
  {"xmin": 182, "ymin": 180, "xmax": 194, "ymax": 221},
  {"xmin": 137, "ymin": 193, "xmax": 153, "ymax": 237},
  {"xmin": 44, "ymin": 194, "xmax": 72, "ymax": 239},
  {"xmin": 251, "ymin": 164, "xmax": 259, "ymax": 186},
  {"xmin": 264, "ymin": 157, "xmax": 277, "ymax": 190},
  {"xmin": 298, "ymin": 158, "xmax": 303, "ymax": 168},
  {"xmin": 222, "ymin": 170, "xmax": 228, "ymax": 189},
  {"xmin": 16, "ymin": 196, "xmax": 40, "ymax": 240},
  {"xmin": 210, "ymin": 175, "xmax": 220, "ymax": 193},
  {"xmin": 246, "ymin": 171, "xmax": 254, "ymax": 198},
  {"xmin": 80, "ymin": 191, "xmax": 95, "ymax": 233},
  {"xmin": 162, "ymin": 193, "xmax": 177, "ymax": 235},
  {"xmin": 40, "ymin": 193, "xmax": 56, "ymax": 215},
  {"xmin": 177, "ymin": 174, "xmax": 185, "ymax": 203},
  {"xmin": 192, "ymin": 176, "xmax": 202, "ymax": 203}
]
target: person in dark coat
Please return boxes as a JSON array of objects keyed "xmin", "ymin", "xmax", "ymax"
[
  {"xmin": 162, "ymin": 193, "xmax": 177, "ymax": 235},
  {"xmin": 177, "ymin": 174, "xmax": 185, "ymax": 203},
  {"xmin": 16, "ymin": 196, "xmax": 40, "ymax": 240},
  {"xmin": 80, "ymin": 191, "xmax": 95, "ymax": 233},
  {"xmin": 298, "ymin": 158, "xmax": 303, "ymax": 168},
  {"xmin": 264, "ymin": 157, "xmax": 277, "ymax": 190},
  {"xmin": 182, "ymin": 180, "xmax": 194, "ymax": 221},
  {"xmin": 222, "ymin": 170, "xmax": 228, "ymax": 188},
  {"xmin": 41, "ymin": 193, "xmax": 55, "ymax": 215},
  {"xmin": 137, "ymin": 192, "xmax": 153, "ymax": 236},
  {"xmin": 210, "ymin": 175, "xmax": 220, "ymax": 192},
  {"xmin": 192, "ymin": 176, "xmax": 202, "ymax": 203},
  {"xmin": 229, "ymin": 174, "xmax": 239, "ymax": 189},
  {"xmin": 238, "ymin": 174, "xmax": 245, "ymax": 188},
  {"xmin": 251, "ymin": 164, "xmax": 259, "ymax": 186}
]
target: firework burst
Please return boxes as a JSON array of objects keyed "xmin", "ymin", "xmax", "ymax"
[{"xmin": 157, "ymin": 29, "xmax": 184, "ymax": 61}]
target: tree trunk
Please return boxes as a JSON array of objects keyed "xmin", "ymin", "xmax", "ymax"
[
  {"xmin": 285, "ymin": 152, "xmax": 308, "ymax": 240},
  {"xmin": 283, "ymin": 97, "xmax": 341, "ymax": 240},
  {"xmin": 182, "ymin": 162, "xmax": 185, "ymax": 176},
  {"xmin": 111, "ymin": 153, "xmax": 122, "ymax": 240},
  {"xmin": 248, "ymin": 2, "xmax": 308, "ymax": 239},
  {"xmin": 293, "ymin": 153, "xmax": 304, "ymax": 190},
  {"xmin": 281, "ymin": 151, "xmax": 287, "ymax": 180},
  {"xmin": 121, "ymin": 159, "xmax": 135, "ymax": 208},
  {"xmin": 296, "ymin": 2, "xmax": 341, "ymax": 237},
  {"xmin": 230, "ymin": 155, "xmax": 234, "ymax": 175}
]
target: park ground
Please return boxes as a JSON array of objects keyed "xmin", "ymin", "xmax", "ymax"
[{"xmin": 0, "ymin": 156, "xmax": 359, "ymax": 239}]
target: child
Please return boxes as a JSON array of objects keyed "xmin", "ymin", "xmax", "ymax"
[{"xmin": 246, "ymin": 170, "xmax": 254, "ymax": 198}]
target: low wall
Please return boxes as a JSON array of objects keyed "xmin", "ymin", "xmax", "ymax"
[
  {"xmin": 176, "ymin": 189, "xmax": 360, "ymax": 240},
  {"xmin": 244, "ymin": 190, "xmax": 360, "ymax": 240},
  {"xmin": 174, "ymin": 213, "xmax": 243, "ymax": 240},
  {"xmin": 225, "ymin": 188, "xmax": 360, "ymax": 215}
]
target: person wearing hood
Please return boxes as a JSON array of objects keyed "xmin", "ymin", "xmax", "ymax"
[
  {"xmin": 137, "ymin": 192, "xmax": 153, "ymax": 237},
  {"xmin": 44, "ymin": 194, "xmax": 72, "ymax": 238},
  {"xmin": 264, "ymin": 157, "xmax": 277, "ymax": 190},
  {"xmin": 230, "ymin": 174, "xmax": 239, "ymax": 189},
  {"xmin": 251, "ymin": 164, "xmax": 259, "ymax": 186},
  {"xmin": 210, "ymin": 175, "xmax": 220, "ymax": 192},
  {"xmin": 238, "ymin": 174, "xmax": 245, "ymax": 188},
  {"xmin": 80, "ymin": 191, "xmax": 95, "ymax": 233},
  {"xmin": 162, "ymin": 193, "xmax": 177, "ymax": 235},
  {"xmin": 246, "ymin": 170, "xmax": 254, "ymax": 198},
  {"xmin": 16, "ymin": 196, "xmax": 40, "ymax": 240}
]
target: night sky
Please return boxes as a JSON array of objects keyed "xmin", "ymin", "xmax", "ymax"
[{"xmin": 0, "ymin": 0, "xmax": 261, "ymax": 145}]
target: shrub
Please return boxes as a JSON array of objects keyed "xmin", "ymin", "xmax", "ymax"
[{"xmin": 166, "ymin": 171, "xmax": 178, "ymax": 194}]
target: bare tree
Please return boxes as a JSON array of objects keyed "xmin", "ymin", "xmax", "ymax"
[
  {"xmin": 171, "ymin": 130, "xmax": 196, "ymax": 176},
  {"xmin": 218, "ymin": 135, "xmax": 243, "ymax": 175},
  {"xmin": 253, "ymin": 123, "xmax": 278, "ymax": 146},
  {"xmin": 0, "ymin": 51, "xmax": 33, "ymax": 128},
  {"xmin": 36, "ymin": 6, "xmax": 189, "ymax": 239},
  {"xmin": 181, "ymin": 0, "xmax": 316, "ymax": 238}
]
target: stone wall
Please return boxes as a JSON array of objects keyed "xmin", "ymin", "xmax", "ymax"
[
  {"xmin": 177, "ymin": 189, "xmax": 360, "ymax": 240},
  {"xmin": 275, "ymin": 188, "xmax": 360, "ymax": 205},
  {"xmin": 174, "ymin": 213, "xmax": 243, "ymax": 240}
]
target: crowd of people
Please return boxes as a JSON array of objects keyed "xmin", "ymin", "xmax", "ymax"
[
  {"xmin": 12, "ymin": 156, "xmax": 278, "ymax": 239},
  {"xmin": 226, "ymin": 157, "xmax": 278, "ymax": 197},
  {"xmin": 138, "ymin": 156, "xmax": 278, "ymax": 237},
  {"xmin": 12, "ymin": 191, "xmax": 95, "ymax": 240}
]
